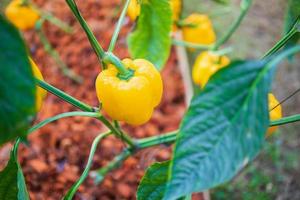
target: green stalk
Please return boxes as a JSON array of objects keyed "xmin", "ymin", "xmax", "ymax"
[
  {"xmin": 36, "ymin": 79, "xmax": 94, "ymax": 112},
  {"xmin": 137, "ymin": 130, "xmax": 178, "ymax": 149},
  {"xmin": 103, "ymin": 52, "xmax": 134, "ymax": 80},
  {"xmin": 36, "ymin": 26, "xmax": 83, "ymax": 83},
  {"xmin": 29, "ymin": 112, "xmax": 101, "ymax": 133},
  {"xmin": 97, "ymin": 115, "xmax": 136, "ymax": 148},
  {"xmin": 91, "ymin": 148, "xmax": 132, "ymax": 184},
  {"xmin": 108, "ymin": 0, "xmax": 131, "ymax": 52},
  {"xmin": 270, "ymin": 114, "xmax": 300, "ymax": 126},
  {"xmin": 212, "ymin": 0, "xmax": 252, "ymax": 50},
  {"xmin": 65, "ymin": 0, "xmax": 106, "ymax": 61},
  {"xmin": 262, "ymin": 28, "xmax": 298, "ymax": 59},
  {"xmin": 63, "ymin": 131, "xmax": 111, "ymax": 199}
]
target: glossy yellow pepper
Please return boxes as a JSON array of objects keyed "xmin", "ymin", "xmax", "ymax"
[
  {"xmin": 30, "ymin": 58, "xmax": 47, "ymax": 111},
  {"xmin": 267, "ymin": 93, "xmax": 282, "ymax": 137},
  {"xmin": 127, "ymin": 0, "xmax": 140, "ymax": 21},
  {"xmin": 5, "ymin": 0, "xmax": 40, "ymax": 30},
  {"xmin": 127, "ymin": 0, "xmax": 181, "ymax": 24},
  {"xmin": 192, "ymin": 51, "xmax": 230, "ymax": 88},
  {"xmin": 95, "ymin": 58, "xmax": 163, "ymax": 125},
  {"xmin": 182, "ymin": 14, "xmax": 216, "ymax": 45}
]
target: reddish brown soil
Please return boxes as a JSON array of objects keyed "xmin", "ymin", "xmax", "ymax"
[{"xmin": 0, "ymin": 0, "xmax": 203, "ymax": 199}]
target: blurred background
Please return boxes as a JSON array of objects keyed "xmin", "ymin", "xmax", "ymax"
[{"xmin": 0, "ymin": 0, "xmax": 299, "ymax": 199}]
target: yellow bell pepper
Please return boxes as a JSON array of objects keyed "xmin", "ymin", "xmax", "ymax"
[
  {"xmin": 127, "ymin": 0, "xmax": 182, "ymax": 24},
  {"xmin": 170, "ymin": 0, "xmax": 181, "ymax": 22},
  {"xmin": 182, "ymin": 14, "xmax": 216, "ymax": 45},
  {"xmin": 5, "ymin": 0, "xmax": 40, "ymax": 30},
  {"xmin": 192, "ymin": 51, "xmax": 230, "ymax": 88},
  {"xmin": 127, "ymin": 0, "xmax": 140, "ymax": 22},
  {"xmin": 95, "ymin": 58, "xmax": 163, "ymax": 125},
  {"xmin": 29, "ymin": 58, "xmax": 47, "ymax": 111},
  {"xmin": 267, "ymin": 93, "xmax": 282, "ymax": 137}
]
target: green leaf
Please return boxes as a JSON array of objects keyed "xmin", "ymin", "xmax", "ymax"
[
  {"xmin": 165, "ymin": 59, "xmax": 275, "ymax": 199},
  {"xmin": 0, "ymin": 15, "xmax": 36, "ymax": 145},
  {"xmin": 127, "ymin": 0, "xmax": 172, "ymax": 70},
  {"xmin": 284, "ymin": 0, "xmax": 300, "ymax": 35},
  {"xmin": 0, "ymin": 142, "xmax": 30, "ymax": 200},
  {"xmin": 211, "ymin": 0, "xmax": 230, "ymax": 5},
  {"xmin": 137, "ymin": 161, "xmax": 169, "ymax": 200}
]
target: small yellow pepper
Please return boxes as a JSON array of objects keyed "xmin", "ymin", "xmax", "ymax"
[
  {"xmin": 5, "ymin": 0, "xmax": 40, "ymax": 30},
  {"xmin": 127, "ymin": 0, "xmax": 182, "ymax": 24},
  {"xmin": 95, "ymin": 58, "xmax": 163, "ymax": 125},
  {"xmin": 170, "ymin": 0, "xmax": 181, "ymax": 22},
  {"xmin": 127, "ymin": 0, "xmax": 140, "ymax": 22},
  {"xmin": 30, "ymin": 58, "xmax": 47, "ymax": 111},
  {"xmin": 182, "ymin": 14, "xmax": 216, "ymax": 45},
  {"xmin": 267, "ymin": 93, "xmax": 282, "ymax": 137},
  {"xmin": 192, "ymin": 51, "xmax": 230, "ymax": 88}
]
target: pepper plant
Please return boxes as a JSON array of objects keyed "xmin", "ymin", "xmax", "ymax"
[{"xmin": 0, "ymin": 0, "xmax": 300, "ymax": 199}]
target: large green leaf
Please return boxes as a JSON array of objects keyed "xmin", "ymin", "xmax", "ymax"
[
  {"xmin": 0, "ymin": 15, "xmax": 36, "ymax": 145},
  {"xmin": 0, "ymin": 143, "xmax": 30, "ymax": 200},
  {"xmin": 164, "ymin": 59, "xmax": 275, "ymax": 199},
  {"xmin": 127, "ymin": 0, "xmax": 172, "ymax": 70},
  {"xmin": 137, "ymin": 161, "xmax": 169, "ymax": 200}
]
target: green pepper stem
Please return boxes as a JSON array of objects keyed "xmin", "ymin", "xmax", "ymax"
[
  {"xmin": 65, "ymin": 0, "xmax": 106, "ymax": 61},
  {"xmin": 97, "ymin": 115, "xmax": 137, "ymax": 148},
  {"xmin": 262, "ymin": 28, "xmax": 298, "ymax": 59},
  {"xmin": 104, "ymin": 52, "xmax": 134, "ymax": 80},
  {"xmin": 63, "ymin": 131, "xmax": 111, "ymax": 199},
  {"xmin": 108, "ymin": 0, "xmax": 131, "ymax": 52},
  {"xmin": 211, "ymin": 0, "xmax": 252, "ymax": 51},
  {"xmin": 36, "ymin": 79, "xmax": 94, "ymax": 112},
  {"xmin": 91, "ymin": 148, "xmax": 132, "ymax": 184}
]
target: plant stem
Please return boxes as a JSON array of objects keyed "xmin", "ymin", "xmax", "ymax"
[
  {"xmin": 29, "ymin": 112, "xmax": 101, "ymax": 133},
  {"xmin": 137, "ymin": 130, "xmax": 178, "ymax": 148},
  {"xmin": 32, "ymin": 4, "xmax": 73, "ymax": 33},
  {"xmin": 35, "ymin": 21, "xmax": 83, "ymax": 83},
  {"xmin": 91, "ymin": 148, "xmax": 132, "ymax": 184},
  {"xmin": 65, "ymin": 0, "xmax": 106, "ymax": 61},
  {"xmin": 103, "ymin": 52, "xmax": 134, "ymax": 80},
  {"xmin": 108, "ymin": 0, "xmax": 131, "ymax": 52},
  {"xmin": 270, "ymin": 114, "xmax": 300, "ymax": 126},
  {"xmin": 172, "ymin": 39, "xmax": 212, "ymax": 50},
  {"xmin": 262, "ymin": 28, "xmax": 298, "ymax": 59},
  {"xmin": 36, "ymin": 79, "xmax": 94, "ymax": 112},
  {"xmin": 97, "ymin": 116, "xmax": 136, "ymax": 148},
  {"xmin": 63, "ymin": 131, "xmax": 111, "ymax": 200},
  {"xmin": 211, "ymin": 0, "xmax": 252, "ymax": 50}
]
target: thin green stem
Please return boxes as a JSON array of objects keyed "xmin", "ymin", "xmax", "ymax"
[
  {"xmin": 137, "ymin": 130, "xmax": 178, "ymax": 149},
  {"xmin": 262, "ymin": 28, "xmax": 298, "ymax": 59},
  {"xmin": 270, "ymin": 114, "xmax": 300, "ymax": 127},
  {"xmin": 29, "ymin": 112, "xmax": 101, "ymax": 133},
  {"xmin": 36, "ymin": 79, "xmax": 94, "ymax": 112},
  {"xmin": 35, "ymin": 19, "xmax": 82, "ymax": 83},
  {"xmin": 32, "ymin": 4, "xmax": 73, "ymax": 33},
  {"xmin": 211, "ymin": 46, "xmax": 233, "ymax": 56},
  {"xmin": 97, "ymin": 116, "xmax": 136, "ymax": 148},
  {"xmin": 172, "ymin": 39, "xmax": 212, "ymax": 50},
  {"xmin": 63, "ymin": 131, "xmax": 111, "ymax": 200},
  {"xmin": 108, "ymin": 0, "xmax": 131, "ymax": 52},
  {"xmin": 65, "ymin": 0, "xmax": 105, "ymax": 61},
  {"xmin": 90, "ymin": 148, "xmax": 132, "ymax": 184},
  {"xmin": 211, "ymin": 0, "xmax": 252, "ymax": 50}
]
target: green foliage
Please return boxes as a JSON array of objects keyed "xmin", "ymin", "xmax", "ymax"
[
  {"xmin": 137, "ymin": 161, "xmax": 169, "ymax": 200},
  {"xmin": 284, "ymin": 0, "xmax": 300, "ymax": 35},
  {"xmin": 127, "ymin": 0, "xmax": 172, "ymax": 70},
  {"xmin": 165, "ymin": 59, "xmax": 275, "ymax": 199},
  {"xmin": 0, "ymin": 143, "xmax": 30, "ymax": 200},
  {"xmin": 0, "ymin": 15, "xmax": 36, "ymax": 146}
]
